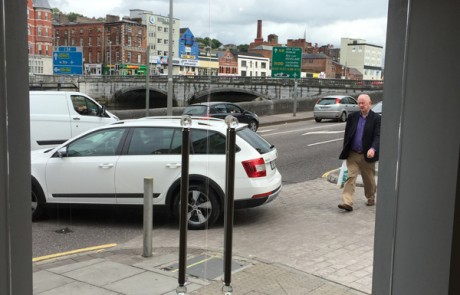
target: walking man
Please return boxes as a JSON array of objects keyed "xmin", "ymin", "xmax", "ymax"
[{"xmin": 338, "ymin": 94, "xmax": 381, "ymax": 211}]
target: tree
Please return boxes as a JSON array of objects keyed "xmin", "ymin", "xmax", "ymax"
[
  {"xmin": 196, "ymin": 37, "xmax": 223, "ymax": 49},
  {"xmin": 237, "ymin": 44, "xmax": 249, "ymax": 52},
  {"xmin": 67, "ymin": 12, "xmax": 84, "ymax": 22},
  {"xmin": 211, "ymin": 39, "xmax": 222, "ymax": 49}
]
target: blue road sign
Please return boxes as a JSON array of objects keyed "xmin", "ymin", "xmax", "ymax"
[{"xmin": 53, "ymin": 46, "xmax": 83, "ymax": 75}]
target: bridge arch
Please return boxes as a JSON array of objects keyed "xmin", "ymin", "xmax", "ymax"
[
  {"xmin": 187, "ymin": 87, "xmax": 268, "ymax": 105},
  {"xmin": 112, "ymin": 86, "xmax": 178, "ymax": 109}
]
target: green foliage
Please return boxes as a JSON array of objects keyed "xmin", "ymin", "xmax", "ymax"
[
  {"xmin": 237, "ymin": 44, "xmax": 249, "ymax": 52},
  {"xmin": 67, "ymin": 12, "xmax": 84, "ymax": 22},
  {"xmin": 196, "ymin": 37, "xmax": 222, "ymax": 49}
]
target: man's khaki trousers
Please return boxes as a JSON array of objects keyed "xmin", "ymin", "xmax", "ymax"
[{"xmin": 342, "ymin": 151, "xmax": 376, "ymax": 206}]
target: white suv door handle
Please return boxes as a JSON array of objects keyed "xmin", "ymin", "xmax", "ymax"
[
  {"xmin": 166, "ymin": 163, "xmax": 181, "ymax": 168},
  {"xmin": 72, "ymin": 117, "xmax": 81, "ymax": 120},
  {"xmin": 99, "ymin": 163, "xmax": 114, "ymax": 169}
]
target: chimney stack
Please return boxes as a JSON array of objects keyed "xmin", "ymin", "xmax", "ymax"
[{"xmin": 254, "ymin": 20, "xmax": 264, "ymax": 43}]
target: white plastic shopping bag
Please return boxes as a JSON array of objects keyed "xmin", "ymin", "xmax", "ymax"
[{"xmin": 337, "ymin": 161, "xmax": 348, "ymax": 188}]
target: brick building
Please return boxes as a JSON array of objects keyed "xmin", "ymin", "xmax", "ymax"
[
  {"xmin": 54, "ymin": 15, "xmax": 147, "ymax": 75},
  {"xmin": 54, "ymin": 22, "xmax": 104, "ymax": 63},
  {"xmin": 301, "ymin": 53, "xmax": 336, "ymax": 78},
  {"xmin": 218, "ymin": 49, "xmax": 238, "ymax": 76},
  {"xmin": 27, "ymin": 0, "xmax": 53, "ymax": 74}
]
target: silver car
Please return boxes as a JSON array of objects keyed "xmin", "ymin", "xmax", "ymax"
[{"xmin": 313, "ymin": 95, "xmax": 359, "ymax": 122}]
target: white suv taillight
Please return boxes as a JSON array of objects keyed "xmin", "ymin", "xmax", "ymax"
[{"xmin": 242, "ymin": 158, "xmax": 266, "ymax": 178}]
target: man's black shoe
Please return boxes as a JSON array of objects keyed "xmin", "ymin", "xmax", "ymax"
[{"xmin": 338, "ymin": 204, "xmax": 353, "ymax": 211}]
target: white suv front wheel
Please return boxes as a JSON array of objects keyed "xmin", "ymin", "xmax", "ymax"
[{"xmin": 173, "ymin": 183, "xmax": 221, "ymax": 230}]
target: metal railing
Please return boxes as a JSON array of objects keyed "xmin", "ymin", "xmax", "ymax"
[{"xmin": 29, "ymin": 74, "xmax": 384, "ymax": 90}]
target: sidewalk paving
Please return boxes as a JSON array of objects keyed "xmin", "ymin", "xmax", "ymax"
[
  {"xmin": 33, "ymin": 112, "xmax": 376, "ymax": 295},
  {"xmin": 33, "ymin": 178, "xmax": 373, "ymax": 295}
]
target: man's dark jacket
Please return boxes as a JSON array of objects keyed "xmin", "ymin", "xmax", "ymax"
[{"xmin": 339, "ymin": 110, "xmax": 381, "ymax": 162}]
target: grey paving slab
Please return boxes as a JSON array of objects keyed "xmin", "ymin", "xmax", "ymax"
[
  {"xmin": 37, "ymin": 281, "xmax": 118, "ymax": 295},
  {"xmin": 133, "ymin": 253, "xmax": 179, "ymax": 270},
  {"xmin": 63, "ymin": 260, "xmax": 145, "ymax": 287},
  {"xmin": 33, "ymin": 270, "xmax": 73, "ymax": 294},
  {"xmin": 33, "ymin": 176, "xmax": 376, "ymax": 295},
  {"xmin": 189, "ymin": 263, "xmax": 367, "ymax": 295},
  {"xmin": 105, "ymin": 271, "xmax": 203, "ymax": 295},
  {"xmin": 46, "ymin": 258, "xmax": 104, "ymax": 274},
  {"xmin": 124, "ymin": 178, "xmax": 375, "ymax": 294}
]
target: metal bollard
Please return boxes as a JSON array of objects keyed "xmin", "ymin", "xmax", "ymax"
[
  {"xmin": 142, "ymin": 177, "xmax": 153, "ymax": 257},
  {"xmin": 223, "ymin": 115, "xmax": 237, "ymax": 294},
  {"xmin": 177, "ymin": 115, "xmax": 191, "ymax": 294}
]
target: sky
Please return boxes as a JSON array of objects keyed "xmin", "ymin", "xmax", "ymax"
[{"xmin": 48, "ymin": 0, "xmax": 389, "ymax": 48}]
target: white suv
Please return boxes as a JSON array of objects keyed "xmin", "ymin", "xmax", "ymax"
[{"xmin": 31, "ymin": 117, "xmax": 282, "ymax": 229}]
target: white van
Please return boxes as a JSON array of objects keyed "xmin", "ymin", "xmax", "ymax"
[{"xmin": 30, "ymin": 91, "xmax": 119, "ymax": 150}]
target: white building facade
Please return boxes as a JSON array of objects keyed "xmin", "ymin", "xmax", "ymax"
[
  {"xmin": 129, "ymin": 9, "xmax": 180, "ymax": 75},
  {"xmin": 236, "ymin": 53, "xmax": 271, "ymax": 77},
  {"xmin": 340, "ymin": 38, "xmax": 383, "ymax": 80}
]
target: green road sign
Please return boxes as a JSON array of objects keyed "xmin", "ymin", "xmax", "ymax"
[{"xmin": 271, "ymin": 47, "xmax": 302, "ymax": 79}]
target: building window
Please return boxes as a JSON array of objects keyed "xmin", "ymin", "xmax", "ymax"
[
  {"xmin": 164, "ymin": 39, "xmax": 168, "ymax": 44},
  {"xmin": 261, "ymin": 62, "xmax": 266, "ymax": 69},
  {"xmin": 89, "ymin": 52, "xmax": 92, "ymax": 63},
  {"xmin": 157, "ymin": 38, "xmax": 162, "ymax": 43},
  {"xmin": 158, "ymin": 26, "xmax": 162, "ymax": 32},
  {"xmin": 241, "ymin": 70, "xmax": 247, "ymax": 77},
  {"xmin": 127, "ymin": 27, "xmax": 132, "ymax": 33},
  {"xmin": 80, "ymin": 29, "xmax": 84, "ymax": 34},
  {"xmin": 128, "ymin": 36, "xmax": 132, "ymax": 46},
  {"xmin": 164, "ymin": 28, "xmax": 168, "ymax": 33},
  {"xmin": 158, "ymin": 50, "xmax": 162, "ymax": 55}
]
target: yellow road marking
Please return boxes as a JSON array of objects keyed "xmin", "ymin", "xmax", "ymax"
[
  {"xmin": 322, "ymin": 168, "xmax": 338, "ymax": 178},
  {"xmin": 171, "ymin": 255, "xmax": 219, "ymax": 272},
  {"xmin": 33, "ymin": 243, "xmax": 117, "ymax": 263}
]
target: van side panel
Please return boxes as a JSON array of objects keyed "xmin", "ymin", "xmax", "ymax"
[{"xmin": 30, "ymin": 93, "xmax": 72, "ymax": 150}]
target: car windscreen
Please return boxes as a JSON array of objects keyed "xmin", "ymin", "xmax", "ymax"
[
  {"xmin": 184, "ymin": 105, "xmax": 207, "ymax": 115},
  {"xmin": 237, "ymin": 128, "xmax": 274, "ymax": 154},
  {"xmin": 317, "ymin": 98, "xmax": 337, "ymax": 105}
]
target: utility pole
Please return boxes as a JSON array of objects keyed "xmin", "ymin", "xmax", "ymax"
[
  {"xmin": 108, "ymin": 40, "xmax": 112, "ymax": 75},
  {"xmin": 145, "ymin": 46, "xmax": 150, "ymax": 117}
]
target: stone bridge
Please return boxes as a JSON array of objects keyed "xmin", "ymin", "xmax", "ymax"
[{"xmin": 29, "ymin": 75, "xmax": 384, "ymax": 108}]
